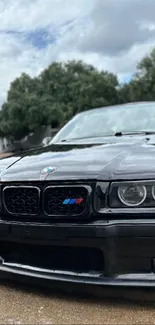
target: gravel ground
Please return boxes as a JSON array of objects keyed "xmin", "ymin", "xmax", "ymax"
[
  {"xmin": 0, "ymin": 280, "xmax": 154, "ymax": 324},
  {"xmin": 0, "ymin": 152, "xmax": 13, "ymax": 158}
]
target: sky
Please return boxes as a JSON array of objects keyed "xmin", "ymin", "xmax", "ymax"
[{"xmin": 0, "ymin": 0, "xmax": 155, "ymax": 105}]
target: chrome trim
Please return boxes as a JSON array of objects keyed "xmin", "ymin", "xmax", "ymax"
[
  {"xmin": 1, "ymin": 261, "xmax": 101, "ymax": 278},
  {"xmin": 117, "ymin": 184, "xmax": 147, "ymax": 207},
  {"xmin": 3, "ymin": 186, "xmax": 41, "ymax": 216},
  {"xmin": 152, "ymin": 185, "xmax": 155, "ymax": 200},
  {"xmin": 1, "ymin": 263, "xmax": 155, "ymax": 287},
  {"xmin": 43, "ymin": 184, "xmax": 92, "ymax": 217}
]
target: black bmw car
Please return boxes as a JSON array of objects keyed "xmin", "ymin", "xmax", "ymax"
[{"xmin": 0, "ymin": 101, "xmax": 155, "ymax": 287}]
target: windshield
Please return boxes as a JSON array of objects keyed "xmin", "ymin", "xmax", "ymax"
[{"xmin": 51, "ymin": 102, "xmax": 155, "ymax": 143}]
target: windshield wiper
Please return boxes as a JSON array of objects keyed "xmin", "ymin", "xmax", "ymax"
[
  {"xmin": 114, "ymin": 131, "xmax": 155, "ymax": 136},
  {"xmin": 61, "ymin": 134, "xmax": 114, "ymax": 142},
  {"xmin": 60, "ymin": 131, "xmax": 155, "ymax": 142}
]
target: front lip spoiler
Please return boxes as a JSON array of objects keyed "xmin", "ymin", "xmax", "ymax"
[{"xmin": 1, "ymin": 261, "xmax": 155, "ymax": 287}]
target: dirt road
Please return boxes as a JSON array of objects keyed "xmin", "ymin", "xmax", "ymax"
[{"xmin": 0, "ymin": 280, "xmax": 155, "ymax": 324}]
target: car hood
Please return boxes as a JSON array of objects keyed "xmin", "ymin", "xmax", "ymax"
[{"xmin": 1, "ymin": 135, "xmax": 155, "ymax": 182}]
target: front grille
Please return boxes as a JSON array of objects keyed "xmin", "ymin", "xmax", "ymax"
[
  {"xmin": 2, "ymin": 184, "xmax": 91, "ymax": 219},
  {"xmin": 3, "ymin": 186, "xmax": 40, "ymax": 215},
  {"xmin": 43, "ymin": 186, "xmax": 89, "ymax": 216},
  {"xmin": 1, "ymin": 242, "xmax": 104, "ymax": 273}
]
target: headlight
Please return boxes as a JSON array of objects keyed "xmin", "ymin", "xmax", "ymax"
[
  {"xmin": 109, "ymin": 181, "xmax": 155, "ymax": 208},
  {"xmin": 118, "ymin": 184, "xmax": 146, "ymax": 207}
]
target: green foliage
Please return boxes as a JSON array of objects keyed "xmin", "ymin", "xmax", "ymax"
[
  {"xmin": 0, "ymin": 60, "xmax": 119, "ymax": 139},
  {"xmin": 120, "ymin": 47, "xmax": 155, "ymax": 102},
  {"xmin": 2, "ymin": 48, "xmax": 155, "ymax": 140}
]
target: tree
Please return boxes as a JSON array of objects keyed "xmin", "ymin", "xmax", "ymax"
[
  {"xmin": 0, "ymin": 61, "xmax": 119, "ymax": 140},
  {"xmin": 4, "ymin": 49, "xmax": 155, "ymax": 141},
  {"xmin": 39, "ymin": 60, "xmax": 119, "ymax": 116},
  {"xmin": 119, "ymin": 48, "xmax": 155, "ymax": 103}
]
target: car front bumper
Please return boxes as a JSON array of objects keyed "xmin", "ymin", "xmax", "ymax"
[{"xmin": 0, "ymin": 219, "xmax": 155, "ymax": 287}]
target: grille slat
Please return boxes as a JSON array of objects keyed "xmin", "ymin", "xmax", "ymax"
[{"xmin": 1, "ymin": 242, "xmax": 104, "ymax": 273}]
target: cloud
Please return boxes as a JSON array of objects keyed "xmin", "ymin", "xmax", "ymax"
[
  {"xmin": 0, "ymin": 0, "xmax": 154, "ymax": 104},
  {"xmin": 0, "ymin": 0, "xmax": 95, "ymax": 103},
  {"xmin": 55, "ymin": 0, "xmax": 155, "ymax": 80},
  {"xmin": 78, "ymin": 0, "xmax": 155, "ymax": 56}
]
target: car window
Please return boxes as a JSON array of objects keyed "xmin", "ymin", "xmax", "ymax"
[{"xmin": 51, "ymin": 103, "xmax": 155, "ymax": 142}]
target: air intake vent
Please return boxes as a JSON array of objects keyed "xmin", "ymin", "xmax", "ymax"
[{"xmin": 1, "ymin": 242, "xmax": 104, "ymax": 273}]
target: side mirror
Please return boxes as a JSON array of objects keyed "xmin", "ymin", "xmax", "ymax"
[{"xmin": 42, "ymin": 136, "xmax": 52, "ymax": 146}]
